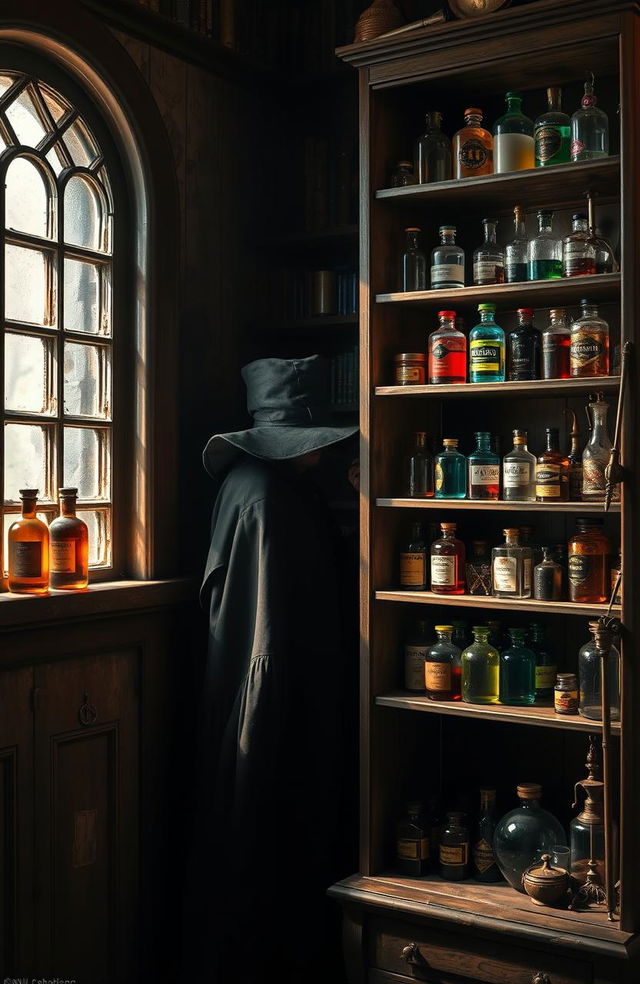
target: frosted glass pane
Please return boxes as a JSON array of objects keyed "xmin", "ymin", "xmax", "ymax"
[
  {"xmin": 0, "ymin": 76, "xmax": 15, "ymax": 99},
  {"xmin": 5, "ymin": 332, "xmax": 55, "ymax": 414},
  {"xmin": 5, "ymin": 244, "xmax": 53, "ymax": 326},
  {"xmin": 4, "ymin": 423, "xmax": 49, "ymax": 502},
  {"xmin": 77, "ymin": 508, "xmax": 110, "ymax": 567},
  {"xmin": 65, "ymin": 176, "xmax": 102, "ymax": 250},
  {"xmin": 64, "ymin": 427, "xmax": 108, "ymax": 499},
  {"xmin": 64, "ymin": 119, "xmax": 98, "ymax": 167},
  {"xmin": 6, "ymin": 87, "xmax": 48, "ymax": 146},
  {"xmin": 64, "ymin": 342, "xmax": 110, "ymax": 418},
  {"xmin": 64, "ymin": 258, "xmax": 102, "ymax": 334},
  {"xmin": 46, "ymin": 144, "xmax": 66, "ymax": 176},
  {"xmin": 39, "ymin": 85, "xmax": 69, "ymax": 123},
  {"xmin": 6, "ymin": 157, "xmax": 50, "ymax": 238}
]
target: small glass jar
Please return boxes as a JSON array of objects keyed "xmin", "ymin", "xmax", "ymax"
[
  {"xmin": 396, "ymin": 802, "xmax": 430, "ymax": 875},
  {"xmin": 391, "ymin": 160, "xmax": 417, "ymax": 187},
  {"xmin": 439, "ymin": 811, "xmax": 470, "ymax": 881},
  {"xmin": 394, "ymin": 352, "xmax": 426, "ymax": 386},
  {"xmin": 554, "ymin": 673, "xmax": 579, "ymax": 715}
]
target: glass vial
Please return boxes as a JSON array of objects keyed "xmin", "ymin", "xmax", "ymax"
[
  {"xmin": 541, "ymin": 308, "xmax": 570, "ymax": 379},
  {"xmin": 469, "ymin": 303, "xmax": 505, "ymax": 383},
  {"xmin": 534, "ymin": 86, "xmax": 571, "ymax": 167},
  {"xmin": 428, "ymin": 309, "xmax": 466, "ymax": 384},
  {"xmin": 505, "ymin": 205, "xmax": 529, "ymax": 283},
  {"xmin": 533, "ymin": 548, "xmax": 563, "ymax": 602},
  {"xmin": 425, "ymin": 625, "xmax": 461, "ymax": 701},
  {"xmin": 391, "ymin": 161, "xmax": 417, "ymax": 187},
  {"xmin": 8, "ymin": 488, "xmax": 49, "ymax": 594},
  {"xmin": 473, "ymin": 218, "xmax": 505, "ymax": 285},
  {"xmin": 499, "ymin": 628, "xmax": 536, "ymax": 706},
  {"xmin": 396, "ymin": 802, "xmax": 430, "ymax": 875},
  {"xmin": 416, "ymin": 111, "xmax": 452, "ymax": 183},
  {"xmin": 404, "ymin": 619, "xmax": 432, "ymax": 692},
  {"xmin": 568, "ymin": 518, "xmax": 610, "ymax": 604},
  {"xmin": 507, "ymin": 307, "xmax": 541, "ymax": 381},
  {"xmin": 535, "ymin": 427, "xmax": 569, "ymax": 502},
  {"xmin": 528, "ymin": 210, "xmax": 562, "ymax": 281},
  {"xmin": 49, "ymin": 487, "xmax": 89, "ymax": 589},
  {"xmin": 571, "ymin": 76, "xmax": 609, "ymax": 162},
  {"xmin": 431, "ymin": 225, "xmax": 465, "ymax": 289},
  {"xmin": 461, "ymin": 626, "xmax": 499, "ymax": 705},
  {"xmin": 434, "ymin": 439, "xmax": 466, "ymax": 499},
  {"xmin": 453, "ymin": 107, "xmax": 493, "ymax": 178},
  {"xmin": 502, "ymin": 430, "xmax": 536, "ymax": 502},
  {"xmin": 430, "ymin": 522, "xmax": 466, "ymax": 595},
  {"xmin": 570, "ymin": 300, "xmax": 610, "ymax": 377},
  {"xmin": 468, "ymin": 431, "xmax": 500, "ymax": 500},
  {"xmin": 473, "ymin": 789, "xmax": 501, "ymax": 883},
  {"xmin": 494, "ymin": 91, "xmax": 534, "ymax": 173},
  {"xmin": 406, "ymin": 431, "xmax": 434, "ymax": 498},
  {"xmin": 402, "ymin": 226, "xmax": 427, "ymax": 291},
  {"xmin": 440, "ymin": 812, "xmax": 471, "ymax": 881},
  {"xmin": 563, "ymin": 214, "xmax": 596, "ymax": 277},
  {"xmin": 492, "ymin": 528, "xmax": 532, "ymax": 599},
  {"xmin": 578, "ymin": 621, "xmax": 620, "ymax": 721},
  {"xmin": 400, "ymin": 522, "xmax": 428, "ymax": 591}
]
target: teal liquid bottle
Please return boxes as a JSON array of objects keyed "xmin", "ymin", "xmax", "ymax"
[
  {"xmin": 434, "ymin": 438, "xmax": 467, "ymax": 499},
  {"xmin": 499, "ymin": 628, "xmax": 536, "ymax": 706},
  {"xmin": 469, "ymin": 303, "xmax": 505, "ymax": 383},
  {"xmin": 461, "ymin": 626, "xmax": 500, "ymax": 705}
]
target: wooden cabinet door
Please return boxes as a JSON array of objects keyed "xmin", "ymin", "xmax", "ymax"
[{"xmin": 34, "ymin": 649, "xmax": 139, "ymax": 983}]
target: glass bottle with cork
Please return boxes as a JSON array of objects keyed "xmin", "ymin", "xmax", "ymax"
[
  {"xmin": 49, "ymin": 487, "xmax": 89, "ymax": 590},
  {"xmin": 391, "ymin": 161, "xmax": 417, "ymax": 187},
  {"xmin": 428, "ymin": 310, "xmax": 466, "ymax": 384},
  {"xmin": 434, "ymin": 439, "xmax": 466, "ymax": 499},
  {"xmin": 424, "ymin": 625, "xmax": 461, "ymax": 701},
  {"xmin": 430, "ymin": 226, "xmax": 465, "ymax": 289},
  {"xmin": 453, "ymin": 107, "xmax": 493, "ymax": 178},
  {"xmin": 467, "ymin": 431, "xmax": 500, "ymax": 501},
  {"xmin": 494, "ymin": 91, "xmax": 534, "ymax": 173},
  {"xmin": 473, "ymin": 789, "xmax": 502, "ymax": 883},
  {"xmin": 555, "ymin": 673, "xmax": 579, "ymax": 715},
  {"xmin": 528, "ymin": 622, "xmax": 557, "ymax": 699},
  {"xmin": 568, "ymin": 517, "xmax": 611, "ymax": 604},
  {"xmin": 499, "ymin": 628, "xmax": 536, "ymax": 706},
  {"xmin": 534, "ymin": 87, "xmax": 571, "ymax": 167},
  {"xmin": 528, "ymin": 210, "xmax": 562, "ymax": 280},
  {"xmin": 430, "ymin": 522, "xmax": 465, "ymax": 595},
  {"xmin": 502, "ymin": 430, "xmax": 536, "ymax": 502},
  {"xmin": 400, "ymin": 522, "xmax": 428, "ymax": 592},
  {"xmin": 578, "ymin": 621, "xmax": 620, "ymax": 721},
  {"xmin": 570, "ymin": 300, "xmax": 610, "ymax": 377},
  {"xmin": 492, "ymin": 528, "xmax": 533, "ymax": 599},
  {"xmin": 565, "ymin": 408, "xmax": 583, "ymax": 501},
  {"xmin": 563, "ymin": 214, "xmax": 597, "ymax": 277},
  {"xmin": 8, "ymin": 488, "xmax": 49, "ymax": 594},
  {"xmin": 505, "ymin": 206, "xmax": 529, "ymax": 283},
  {"xmin": 571, "ymin": 74, "xmax": 609, "ymax": 162},
  {"xmin": 396, "ymin": 802, "xmax": 430, "ymax": 875},
  {"xmin": 401, "ymin": 227, "xmax": 427, "ymax": 291},
  {"xmin": 582, "ymin": 393, "xmax": 619, "ymax": 500},
  {"xmin": 535, "ymin": 427, "xmax": 569, "ymax": 502},
  {"xmin": 439, "ymin": 812, "xmax": 471, "ymax": 880},
  {"xmin": 406, "ymin": 432, "xmax": 433, "ymax": 498},
  {"xmin": 473, "ymin": 218, "xmax": 505, "ymax": 285},
  {"xmin": 403, "ymin": 619, "xmax": 432, "ymax": 692},
  {"xmin": 507, "ymin": 307, "xmax": 541, "ymax": 381},
  {"xmin": 415, "ymin": 111, "xmax": 452, "ymax": 183},
  {"xmin": 469, "ymin": 303, "xmax": 505, "ymax": 383},
  {"xmin": 542, "ymin": 308, "xmax": 571, "ymax": 379},
  {"xmin": 461, "ymin": 626, "xmax": 499, "ymax": 705}
]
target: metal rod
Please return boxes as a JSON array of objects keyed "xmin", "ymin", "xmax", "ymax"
[
  {"xmin": 375, "ymin": 10, "xmax": 448, "ymax": 39},
  {"xmin": 604, "ymin": 342, "xmax": 631, "ymax": 511},
  {"xmin": 595, "ymin": 620, "xmax": 618, "ymax": 919}
]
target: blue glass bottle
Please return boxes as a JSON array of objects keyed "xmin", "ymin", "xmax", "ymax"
[
  {"xmin": 499, "ymin": 628, "xmax": 536, "ymax": 706},
  {"xmin": 434, "ymin": 438, "xmax": 466, "ymax": 499},
  {"xmin": 469, "ymin": 304, "xmax": 505, "ymax": 383}
]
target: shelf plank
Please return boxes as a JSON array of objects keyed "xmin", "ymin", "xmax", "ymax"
[
  {"xmin": 375, "ymin": 375, "xmax": 620, "ymax": 399},
  {"xmin": 375, "ymin": 157, "xmax": 620, "ymax": 210},
  {"xmin": 376, "ymin": 273, "xmax": 620, "ymax": 309},
  {"xmin": 375, "ymin": 590, "xmax": 620, "ymax": 618},
  {"xmin": 375, "ymin": 691, "xmax": 621, "ymax": 733},
  {"xmin": 376, "ymin": 497, "xmax": 621, "ymax": 513}
]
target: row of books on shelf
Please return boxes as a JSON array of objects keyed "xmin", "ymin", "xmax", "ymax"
[
  {"xmin": 303, "ymin": 136, "xmax": 358, "ymax": 232},
  {"xmin": 268, "ymin": 267, "xmax": 358, "ymax": 321},
  {"xmin": 330, "ymin": 346, "xmax": 358, "ymax": 409}
]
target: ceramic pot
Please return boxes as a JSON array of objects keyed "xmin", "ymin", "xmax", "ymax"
[{"xmin": 522, "ymin": 853, "xmax": 570, "ymax": 907}]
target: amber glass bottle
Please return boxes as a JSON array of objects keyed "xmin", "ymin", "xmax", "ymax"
[
  {"xmin": 8, "ymin": 489, "xmax": 49, "ymax": 594},
  {"xmin": 453, "ymin": 108, "xmax": 493, "ymax": 178},
  {"xmin": 431, "ymin": 522, "xmax": 466, "ymax": 595},
  {"xmin": 49, "ymin": 488, "xmax": 89, "ymax": 589},
  {"xmin": 535, "ymin": 427, "xmax": 569, "ymax": 502},
  {"xmin": 568, "ymin": 518, "xmax": 611, "ymax": 604}
]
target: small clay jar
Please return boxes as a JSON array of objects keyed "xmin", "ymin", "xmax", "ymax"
[{"xmin": 522, "ymin": 853, "xmax": 570, "ymax": 907}]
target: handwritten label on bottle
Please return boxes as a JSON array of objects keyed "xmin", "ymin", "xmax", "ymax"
[
  {"xmin": 431, "ymin": 555, "xmax": 455, "ymax": 587},
  {"xmin": 425, "ymin": 661, "xmax": 451, "ymax": 693},
  {"xmin": 440, "ymin": 843, "xmax": 469, "ymax": 866},
  {"xmin": 431, "ymin": 263, "xmax": 464, "ymax": 286},
  {"xmin": 400, "ymin": 552, "xmax": 426, "ymax": 588},
  {"xmin": 9, "ymin": 541, "xmax": 42, "ymax": 578},
  {"xmin": 51, "ymin": 539, "xmax": 76, "ymax": 573},
  {"xmin": 493, "ymin": 556, "xmax": 517, "ymax": 592},
  {"xmin": 397, "ymin": 837, "xmax": 430, "ymax": 860}
]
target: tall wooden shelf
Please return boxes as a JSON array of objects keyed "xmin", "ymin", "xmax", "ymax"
[{"xmin": 333, "ymin": 1, "xmax": 640, "ymax": 981}]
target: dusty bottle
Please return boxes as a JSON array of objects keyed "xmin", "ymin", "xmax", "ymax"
[
  {"xmin": 570, "ymin": 300, "xmax": 609, "ymax": 377},
  {"xmin": 49, "ymin": 487, "xmax": 89, "ymax": 589},
  {"xmin": 406, "ymin": 431, "xmax": 433, "ymax": 498},
  {"xmin": 563, "ymin": 214, "xmax": 596, "ymax": 277},
  {"xmin": 568, "ymin": 518, "xmax": 610, "ymax": 604},
  {"xmin": 400, "ymin": 522, "xmax": 428, "ymax": 591},
  {"xmin": 440, "ymin": 811, "xmax": 471, "ymax": 880},
  {"xmin": 416, "ymin": 111, "xmax": 452, "ymax": 183},
  {"xmin": 431, "ymin": 522, "xmax": 466, "ymax": 595},
  {"xmin": 8, "ymin": 489, "xmax": 49, "ymax": 594},
  {"xmin": 431, "ymin": 226, "xmax": 465, "ymax": 289},
  {"xmin": 533, "ymin": 548, "xmax": 563, "ymax": 602},
  {"xmin": 453, "ymin": 107, "xmax": 493, "ymax": 178},
  {"xmin": 541, "ymin": 308, "xmax": 570, "ymax": 380}
]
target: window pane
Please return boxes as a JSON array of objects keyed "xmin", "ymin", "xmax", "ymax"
[
  {"xmin": 39, "ymin": 84, "xmax": 70, "ymax": 123},
  {"xmin": 64, "ymin": 258, "xmax": 110, "ymax": 335},
  {"xmin": 46, "ymin": 143, "xmax": 67, "ymax": 175},
  {"xmin": 6, "ymin": 157, "xmax": 51, "ymax": 238},
  {"xmin": 64, "ymin": 427, "xmax": 109, "ymax": 499},
  {"xmin": 4, "ymin": 422, "xmax": 52, "ymax": 502},
  {"xmin": 63, "ymin": 119, "xmax": 98, "ymax": 167},
  {"xmin": 5, "ymin": 244, "xmax": 54, "ymax": 326},
  {"xmin": 6, "ymin": 86, "xmax": 48, "ymax": 146},
  {"xmin": 65, "ymin": 175, "xmax": 102, "ymax": 251},
  {"xmin": 77, "ymin": 508, "xmax": 110, "ymax": 567},
  {"xmin": 0, "ymin": 75, "xmax": 16, "ymax": 99},
  {"xmin": 5, "ymin": 332, "xmax": 56, "ymax": 414},
  {"xmin": 64, "ymin": 341, "xmax": 110, "ymax": 419}
]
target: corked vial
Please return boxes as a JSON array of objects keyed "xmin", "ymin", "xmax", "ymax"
[{"xmin": 394, "ymin": 352, "xmax": 426, "ymax": 385}]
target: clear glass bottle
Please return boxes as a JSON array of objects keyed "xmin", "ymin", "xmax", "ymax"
[
  {"xmin": 453, "ymin": 107, "xmax": 493, "ymax": 178},
  {"xmin": 492, "ymin": 528, "xmax": 532, "ymax": 599},
  {"xmin": 563, "ymin": 213, "xmax": 596, "ymax": 277},
  {"xmin": 473, "ymin": 218, "xmax": 505, "ymax": 285},
  {"xmin": 505, "ymin": 205, "xmax": 529, "ymax": 283},
  {"xmin": 400, "ymin": 522, "xmax": 428, "ymax": 591},
  {"xmin": 430, "ymin": 225, "xmax": 465, "ymax": 289},
  {"xmin": 391, "ymin": 160, "xmax": 417, "ymax": 187},
  {"xmin": 473, "ymin": 788, "xmax": 502, "ymax": 883},
  {"xmin": 425, "ymin": 625, "xmax": 461, "ymax": 701},
  {"xmin": 49, "ymin": 487, "xmax": 89, "ymax": 590},
  {"xmin": 430, "ymin": 521, "xmax": 466, "ymax": 595},
  {"xmin": 535, "ymin": 427, "xmax": 570, "ymax": 502},
  {"xmin": 541, "ymin": 308, "xmax": 570, "ymax": 379},
  {"xmin": 406, "ymin": 431, "xmax": 433, "ymax": 498},
  {"xmin": 566, "ymin": 408, "xmax": 583, "ymax": 499},
  {"xmin": 499, "ymin": 628, "xmax": 536, "ymax": 706},
  {"xmin": 468, "ymin": 431, "xmax": 500, "ymax": 501},
  {"xmin": 571, "ymin": 76, "xmax": 609, "ymax": 162},
  {"xmin": 529, "ymin": 622, "xmax": 558, "ymax": 698},
  {"xmin": 8, "ymin": 488, "xmax": 50, "ymax": 594},
  {"xmin": 502, "ymin": 430, "xmax": 536, "ymax": 502},
  {"xmin": 533, "ymin": 548, "xmax": 563, "ymax": 602},
  {"xmin": 402, "ymin": 226, "xmax": 427, "ymax": 291},
  {"xmin": 434, "ymin": 439, "xmax": 466, "ymax": 499},
  {"xmin": 465, "ymin": 540, "xmax": 492, "ymax": 596},
  {"xmin": 494, "ymin": 91, "xmax": 534, "ymax": 173},
  {"xmin": 416, "ymin": 111, "xmax": 452, "ymax": 183},
  {"xmin": 570, "ymin": 300, "xmax": 610, "ymax": 377},
  {"xmin": 582, "ymin": 394, "xmax": 618, "ymax": 500},
  {"xmin": 428, "ymin": 309, "xmax": 466, "ymax": 384},
  {"xmin": 507, "ymin": 307, "xmax": 540, "ymax": 381},
  {"xmin": 570, "ymin": 738, "xmax": 605, "ymax": 885},
  {"xmin": 568, "ymin": 518, "xmax": 611, "ymax": 604},
  {"xmin": 404, "ymin": 619, "xmax": 432, "ymax": 692},
  {"xmin": 461, "ymin": 626, "xmax": 499, "ymax": 705},
  {"xmin": 578, "ymin": 620, "xmax": 620, "ymax": 721},
  {"xmin": 440, "ymin": 811, "xmax": 471, "ymax": 880},
  {"xmin": 396, "ymin": 802, "xmax": 430, "ymax": 875},
  {"xmin": 528, "ymin": 210, "xmax": 562, "ymax": 280},
  {"xmin": 493, "ymin": 784, "xmax": 566, "ymax": 893},
  {"xmin": 534, "ymin": 86, "xmax": 571, "ymax": 167},
  {"xmin": 469, "ymin": 303, "xmax": 505, "ymax": 383}
]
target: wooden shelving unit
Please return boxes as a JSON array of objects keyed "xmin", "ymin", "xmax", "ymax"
[
  {"xmin": 376, "ymin": 497, "xmax": 621, "ymax": 512},
  {"xmin": 376, "ymin": 376, "xmax": 620, "ymax": 398},
  {"xmin": 374, "ymin": 590, "xmax": 621, "ymax": 618},
  {"xmin": 376, "ymin": 273, "xmax": 620, "ymax": 309}
]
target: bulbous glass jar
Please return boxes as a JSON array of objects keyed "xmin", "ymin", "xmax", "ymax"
[
  {"xmin": 578, "ymin": 620, "xmax": 620, "ymax": 721},
  {"xmin": 493, "ymin": 783, "xmax": 566, "ymax": 892}
]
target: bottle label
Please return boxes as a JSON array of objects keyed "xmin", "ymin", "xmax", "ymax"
[
  {"xmin": 470, "ymin": 464, "xmax": 499, "ymax": 486},
  {"xmin": 473, "ymin": 838, "xmax": 496, "ymax": 874},
  {"xmin": 555, "ymin": 689, "xmax": 579, "ymax": 713},
  {"xmin": 493, "ymin": 556, "xmax": 517, "ymax": 592},
  {"xmin": 440, "ymin": 842, "xmax": 469, "ymax": 866},
  {"xmin": 431, "ymin": 263, "xmax": 464, "ymax": 285},
  {"xmin": 473, "ymin": 261, "xmax": 501, "ymax": 282},
  {"xmin": 397, "ymin": 837, "xmax": 430, "ymax": 861},
  {"xmin": 435, "ymin": 463, "xmax": 444, "ymax": 491},
  {"xmin": 571, "ymin": 138, "xmax": 586, "ymax": 159},
  {"xmin": 9, "ymin": 541, "xmax": 42, "ymax": 578},
  {"xmin": 536, "ymin": 664, "xmax": 558, "ymax": 689},
  {"xmin": 583, "ymin": 458, "xmax": 606, "ymax": 495},
  {"xmin": 536, "ymin": 463, "xmax": 562, "ymax": 498},
  {"xmin": 395, "ymin": 366, "xmax": 423, "ymax": 384},
  {"xmin": 510, "ymin": 337, "xmax": 535, "ymax": 373},
  {"xmin": 536, "ymin": 125, "xmax": 563, "ymax": 162},
  {"xmin": 430, "ymin": 336, "xmax": 466, "ymax": 377},
  {"xmin": 458, "ymin": 139, "xmax": 489, "ymax": 171},
  {"xmin": 425, "ymin": 661, "xmax": 451, "ymax": 692},
  {"xmin": 51, "ymin": 539, "xmax": 76, "ymax": 573},
  {"xmin": 470, "ymin": 339, "xmax": 502, "ymax": 374},
  {"xmin": 405, "ymin": 645, "xmax": 428, "ymax": 691},
  {"xmin": 503, "ymin": 462, "xmax": 530, "ymax": 487},
  {"xmin": 431, "ymin": 555, "xmax": 455, "ymax": 587},
  {"xmin": 568, "ymin": 554, "xmax": 592, "ymax": 585},
  {"xmin": 523, "ymin": 557, "xmax": 532, "ymax": 591},
  {"xmin": 571, "ymin": 332, "xmax": 606, "ymax": 372},
  {"xmin": 400, "ymin": 552, "xmax": 426, "ymax": 587}
]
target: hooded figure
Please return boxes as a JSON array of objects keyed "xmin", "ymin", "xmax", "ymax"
[{"xmin": 185, "ymin": 356, "xmax": 358, "ymax": 984}]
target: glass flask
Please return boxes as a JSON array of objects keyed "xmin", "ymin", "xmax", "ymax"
[
  {"xmin": 473, "ymin": 218, "xmax": 505, "ymax": 285},
  {"xmin": 425, "ymin": 625, "xmax": 461, "ymax": 701},
  {"xmin": 529, "ymin": 622, "xmax": 558, "ymax": 698},
  {"xmin": 582, "ymin": 395, "xmax": 618, "ymax": 500},
  {"xmin": 534, "ymin": 86, "xmax": 571, "ymax": 167},
  {"xmin": 439, "ymin": 811, "xmax": 471, "ymax": 881},
  {"xmin": 578, "ymin": 620, "xmax": 620, "ymax": 721},
  {"xmin": 571, "ymin": 76, "xmax": 609, "ymax": 162},
  {"xmin": 431, "ymin": 225, "xmax": 465, "ymax": 289},
  {"xmin": 499, "ymin": 628, "xmax": 536, "ymax": 706},
  {"xmin": 465, "ymin": 540, "xmax": 492, "ymax": 596},
  {"xmin": 404, "ymin": 619, "xmax": 432, "ymax": 692},
  {"xmin": 49, "ymin": 487, "xmax": 89, "ymax": 590},
  {"xmin": 399, "ymin": 522, "xmax": 428, "ymax": 591},
  {"xmin": 473, "ymin": 788, "xmax": 502, "ymax": 883},
  {"xmin": 568, "ymin": 517, "xmax": 611, "ymax": 604},
  {"xmin": 468, "ymin": 431, "xmax": 500, "ymax": 500},
  {"xmin": 494, "ymin": 784, "xmax": 566, "ymax": 893},
  {"xmin": 570, "ymin": 300, "xmax": 610, "ymax": 377},
  {"xmin": 8, "ymin": 488, "xmax": 50, "ymax": 594},
  {"xmin": 535, "ymin": 427, "xmax": 569, "ymax": 503},
  {"xmin": 533, "ymin": 548, "xmax": 563, "ymax": 602},
  {"xmin": 469, "ymin": 303, "xmax": 505, "ymax": 383},
  {"xmin": 528, "ymin": 210, "xmax": 562, "ymax": 280},
  {"xmin": 401, "ymin": 226, "xmax": 427, "ymax": 291},
  {"xmin": 505, "ymin": 205, "xmax": 529, "ymax": 283},
  {"xmin": 507, "ymin": 307, "xmax": 540, "ymax": 381},
  {"xmin": 391, "ymin": 160, "xmax": 417, "ymax": 187},
  {"xmin": 396, "ymin": 802, "xmax": 430, "ymax": 876},
  {"xmin": 430, "ymin": 521, "xmax": 466, "ymax": 595},
  {"xmin": 541, "ymin": 308, "xmax": 570, "ymax": 379},
  {"xmin": 570, "ymin": 737, "xmax": 605, "ymax": 885},
  {"xmin": 502, "ymin": 429, "xmax": 536, "ymax": 502},
  {"xmin": 461, "ymin": 626, "xmax": 499, "ymax": 705},
  {"xmin": 492, "ymin": 528, "xmax": 533, "ymax": 599},
  {"xmin": 406, "ymin": 431, "xmax": 433, "ymax": 499},
  {"xmin": 563, "ymin": 213, "xmax": 596, "ymax": 277},
  {"xmin": 415, "ymin": 111, "xmax": 452, "ymax": 183},
  {"xmin": 494, "ymin": 91, "xmax": 534, "ymax": 173},
  {"xmin": 453, "ymin": 107, "xmax": 493, "ymax": 178},
  {"xmin": 428, "ymin": 309, "xmax": 466, "ymax": 384},
  {"xmin": 434, "ymin": 438, "xmax": 466, "ymax": 499}
]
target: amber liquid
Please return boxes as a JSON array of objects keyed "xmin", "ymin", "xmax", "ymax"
[
  {"xmin": 568, "ymin": 530, "xmax": 610, "ymax": 603},
  {"xmin": 431, "ymin": 536, "xmax": 466, "ymax": 594},
  {"xmin": 453, "ymin": 125, "xmax": 493, "ymax": 178},
  {"xmin": 49, "ymin": 513, "xmax": 89, "ymax": 589},
  {"xmin": 542, "ymin": 334, "xmax": 570, "ymax": 379},
  {"xmin": 8, "ymin": 509, "xmax": 49, "ymax": 594}
]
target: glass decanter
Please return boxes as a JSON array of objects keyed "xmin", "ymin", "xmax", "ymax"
[
  {"xmin": 578, "ymin": 620, "xmax": 620, "ymax": 721},
  {"xmin": 494, "ymin": 784, "xmax": 566, "ymax": 892},
  {"xmin": 571, "ymin": 75, "xmax": 609, "ymax": 162},
  {"xmin": 582, "ymin": 394, "xmax": 618, "ymax": 500},
  {"xmin": 416, "ymin": 111, "xmax": 452, "ymax": 184}
]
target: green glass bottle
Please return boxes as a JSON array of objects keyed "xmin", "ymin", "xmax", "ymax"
[
  {"xmin": 528, "ymin": 622, "xmax": 557, "ymax": 700},
  {"xmin": 461, "ymin": 626, "xmax": 499, "ymax": 705},
  {"xmin": 469, "ymin": 303, "xmax": 505, "ymax": 383},
  {"xmin": 499, "ymin": 628, "xmax": 536, "ymax": 706},
  {"xmin": 494, "ymin": 92, "xmax": 534, "ymax": 174},
  {"xmin": 534, "ymin": 87, "xmax": 571, "ymax": 167}
]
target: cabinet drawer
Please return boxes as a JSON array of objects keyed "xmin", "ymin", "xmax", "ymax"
[{"xmin": 370, "ymin": 917, "xmax": 592, "ymax": 984}]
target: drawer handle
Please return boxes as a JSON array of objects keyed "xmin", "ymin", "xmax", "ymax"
[
  {"xmin": 532, "ymin": 975, "xmax": 551, "ymax": 984},
  {"xmin": 401, "ymin": 942, "xmax": 429, "ymax": 969}
]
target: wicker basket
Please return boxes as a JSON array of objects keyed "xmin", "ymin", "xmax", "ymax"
[{"xmin": 354, "ymin": 0, "xmax": 405, "ymax": 43}]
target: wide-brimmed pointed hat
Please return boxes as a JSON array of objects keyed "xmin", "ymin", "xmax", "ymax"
[{"xmin": 203, "ymin": 355, "xmax": 359, "ymax": 476}]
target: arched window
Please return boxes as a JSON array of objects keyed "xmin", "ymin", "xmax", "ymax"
[{"xmin": 1, "ymin": 69, "xmax": 123, "ymax": 577}]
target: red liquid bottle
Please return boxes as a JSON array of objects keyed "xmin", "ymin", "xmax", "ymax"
[
  {"xmin": 428, "ymin": 310, "xmax": 466, "ymax": 384},
  {"xmin": 431, "ymin": 521, "xmax": 466, "ymax": 595}
]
